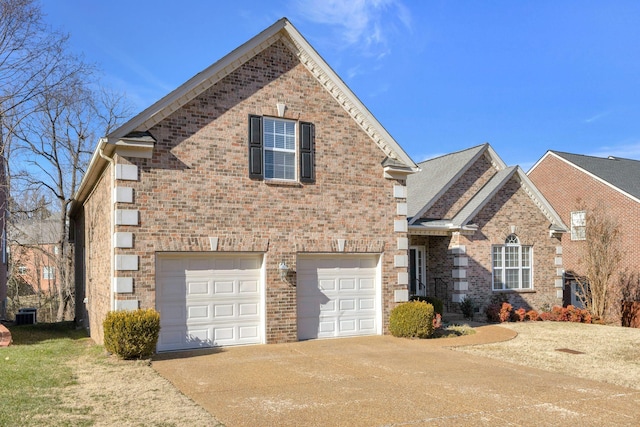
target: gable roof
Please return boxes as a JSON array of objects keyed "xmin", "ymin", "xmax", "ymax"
[
  {"xmin": 72, "ymin": 18, "xmax": 417, "ymax": 211},
  {"xmin": 408, "ymin": 144, "xmax": 567, "ymax": 234},
  {"xmin": 407, "ymin": 143, "xmax": 506, "ymax": 222},
  {"xmin": 529, "ymin": 151, "xmax": 640, "ymax": 203},
  {"xmin": 9, "ymin": 218, "xmax": 58, "ymax": 245}
]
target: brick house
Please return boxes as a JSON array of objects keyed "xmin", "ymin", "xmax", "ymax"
[
  {"xmin": 9, "ymin": 218, "xmax": 59, "ymax": 296},
  {"xmin": 70, "ymin": 19, "xmax": 418, "ymax": 351},
  {"xmin": 407, "ymin": 144, "xmax": 567, "ymax": 314},
  {"xmin": 528, "ymin": 151, "xmax": 640, "ymax": 306}
]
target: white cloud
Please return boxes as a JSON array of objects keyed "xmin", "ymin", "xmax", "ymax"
[
  {"xmin": 588, "ymin": 140, "xmax": 640, "ymax": 160},
  {"xmin": 584, "ymin": 111, "xmax": 610, "ymax": 123},
  {"xmin": 295, "ymin": 0, "xmax": 411, "ymax": 56}
]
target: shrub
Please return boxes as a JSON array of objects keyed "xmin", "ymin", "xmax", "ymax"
[
  {"xmin": 389, "ymin": 301, "xmax": 435, "ymax": 339},
  {"xmin": 551, "ymin": 306, "xmax": 567, "ymax": 322},
  {"xmin": 485, "ymin": 303, "xmax": 501, "ymax": 322},
  {"xmin": 512, "ymin": 307, "xmax": 526, "ymax": 322},
  {"xmin": 409, "ymin": 296, "xmax": 444, "ymax": 315},
  {"xmin": 103, "ymin": 309, "xmax": 161, "ymax": 359},
  {"xmin": 499, "ymin": 302, "xmax": 513, "ymax": 323},
  {"xmin": 433, "ymin": 313, "xmax": 442, "ymax": 329},
  {"xmin": 525, "ymin": 310, "xmax": 539, "ymax": 321},
  {"xmin": 459, "ymin": 296, "xmax": 474, "ymax": 320},
  {"xmin": 538, "ymin": 311, "xmax": 553, "ymax": 321}
]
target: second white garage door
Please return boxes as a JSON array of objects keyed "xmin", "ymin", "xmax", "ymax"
[
  {"xmin": 156, "ymin": 254, "xmax": 263, "ymax": 351},
  {"xmin": 296, "ymin": 255, "xmax": 381, "ymax": 340}
]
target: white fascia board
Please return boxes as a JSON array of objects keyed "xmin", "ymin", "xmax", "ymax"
[
  {"xmin": 485, "ymin": 144, "xmax": 508, "ymax": 169},
  {"xmin": 516, "ymin": 166, "xmax": 569, "ymax": 231},
  {"xmin": 527, "ymin": 150, "xmax": 553, "ymax": 175}
]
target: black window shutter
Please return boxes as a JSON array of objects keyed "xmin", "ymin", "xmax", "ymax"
[
  {"xmin": 248, "ymin": 115, "xmax": 263, "ymax": 179},
  {"xmin": 299, "ymin": 122, "xmax": 315, "ymax": 183}
]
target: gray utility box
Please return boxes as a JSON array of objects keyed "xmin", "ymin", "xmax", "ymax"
[{"xmin": 15, "ymin": 308, "xmax": 37, "ymax": 325}]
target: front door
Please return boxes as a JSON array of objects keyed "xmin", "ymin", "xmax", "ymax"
[{"xmin": 409, "ymin": 246, "xmax": 426, "ymax": 297}]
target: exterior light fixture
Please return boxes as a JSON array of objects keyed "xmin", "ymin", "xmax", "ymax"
[{"xmin": 278, "ymin": 261, "xmax": 289, "ymax": 281}]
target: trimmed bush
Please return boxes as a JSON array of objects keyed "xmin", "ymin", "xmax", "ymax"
[
  {"xmin": 409, "ymin": 296, "xmax": 444, "ymax": 315},
  {"xmin": 103, "ymin": 309, "xmax": 161, "ymax": 359},
  {"xmin": 389, "ymin": 301, "xmax": 435, "ymax": 338},
  {"xmin": 459, "ymin": 296, "xmax": 474, "ymax": 320}
]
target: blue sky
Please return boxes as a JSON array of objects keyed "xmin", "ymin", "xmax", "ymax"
[{"xmin": 42, "ymin": 0, "xmax": 640, "ymax": 170}]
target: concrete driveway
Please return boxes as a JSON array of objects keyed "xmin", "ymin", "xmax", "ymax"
[{"xmin": 152, "ymin": 326, "xmax": 640, "ymax": 426}]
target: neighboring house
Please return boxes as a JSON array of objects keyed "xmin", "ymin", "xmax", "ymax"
[
  {"xmin": 0, "ymin": 156, "xmax": 7, "ymax": 320},
  {"xmin": 528, "ymin": 151, "xmax": 640, "ymax": 306},
  {"xmin": 9, "ymin": 218, "xmax": 60, "ymax": 296},
  {"xmin": 70, "ymin": 18, "xmax": 418, "ymax": 351},
  {"xmin": 407, "ymin": 144, "xmax": 567, "ymax": 314}
]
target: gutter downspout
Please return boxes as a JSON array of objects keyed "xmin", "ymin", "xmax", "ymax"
[{"xmin": 97, "ymin": 138, "xmax": 115, "ymax": 311}]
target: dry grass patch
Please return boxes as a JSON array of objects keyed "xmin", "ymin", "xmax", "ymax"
[
  {"xmin": 456, "ymin": 322, "xmax": 640, "ymax": 390},
  {"xmin": 2, "ymin": 323, "xmax": 223, "ymax": 426}
]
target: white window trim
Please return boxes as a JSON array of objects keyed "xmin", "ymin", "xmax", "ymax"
[
  {"xmin": 492, "ymin": 235, "xmax": 533, "ymax": 291},
  {"xmin": 263, "ymin": 117, "xmax": 297, "ymax": 182},
  {"xmin": 43, "ymin": 266, "xmax": 56, "ymax": 280},
  {"xmin": 570, "ymin": 211, "xmax": 586, "ymax": 241}
]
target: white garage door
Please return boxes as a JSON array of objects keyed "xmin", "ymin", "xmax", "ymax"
[
  {"xmin": 156, "ymin": 254, "xmax": 263, "ymax": 351},
  {"xmin": 297, "ymin": 255, "xmax": 380, "ymax": 340}
]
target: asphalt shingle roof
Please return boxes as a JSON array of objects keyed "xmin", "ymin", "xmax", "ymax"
[
  {"xmin": 552, "ymin": 151, "xmax": 640, "ymax": 200},
  {"xmin": 407, "ymin": 144, "xmax": 487, "ymax": 218}
]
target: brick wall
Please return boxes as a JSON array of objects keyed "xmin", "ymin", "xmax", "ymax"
[
  {"xmin": 529, "ymin": 155, "xmax": 640, "ymax": 277},
  {"xmin": 465, "ymin": 176, "xmax": 562, "ymax": 311},
  {"xmin": 105, "ymin": 40, "xmax": 405, "ymax": 343},
  {"xmin": 82, "ymin": 166, "xmax": 112, "ymax": 344},
  {"xmin": 411, "ymin": 174, "xmax": 562, "ymax": 314}
]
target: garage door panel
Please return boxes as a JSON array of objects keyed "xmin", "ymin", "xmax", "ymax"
[
  {"xmin": 188, "ymin": 305, "xmax": 209, "ymax": 319},
  {"xmin": 318, "ymin": 279, "xmax": 336, "ymax": 291},
  {"xmin": 213, "ymin": 281, "xmax": 234, "ymax": 294},
  {"xmin": 238, "ymin": 303, "xmax": 258, "ymax": 316},
  {"xmin": 339, "ymin": 279, "xmax": 356, "ymax": 290},
  {"xmin": 239, "ymin": 280, "xmax": 259, "ymax": 294},
  {"xmin": 359, "ymin": 278, "xmax": 375, "ymax": 290},
  {"xmin": 297, "ymin": 255, "xmax": 379, "ymax": 340},
  {"xmin": 359, "ymin": 298, "xmax": 375, "ymax": 310},
  {"xmin": 213, "ymin": 304, "xmax": 234, "ymax": 317},
  {"xmin": 187, "ymin": 280, "xmax": 210, "ymax": 296},
  {"xmin": 157, "ymin": 254, "xmax": 262, "ymax": 351},
  {"xmin": 359, "ymin": 318, "xmax": 376, "ymax": 332}
]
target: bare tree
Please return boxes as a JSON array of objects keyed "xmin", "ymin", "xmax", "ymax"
[
  {"xmin": 2, "ymin": 0, "xmax": 131, "ymax": 321},
  {"xmin": 575, "ymin": 202, "xmax": 622, "ymax": 321}
]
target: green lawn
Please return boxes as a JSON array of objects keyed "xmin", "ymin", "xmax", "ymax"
[{"xmin": 0, "ymin": 322, "xmax": 96, "ymax": 426}]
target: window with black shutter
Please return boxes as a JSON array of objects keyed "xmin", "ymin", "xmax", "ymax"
[{"xmin": 248, "ymin": 115, "xmax": 315, "ymax": 183}]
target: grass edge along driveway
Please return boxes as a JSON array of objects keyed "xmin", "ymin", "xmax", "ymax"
[{"xmin": 0, "ymin": 322, "xmax": 221, "ymax": 427}]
